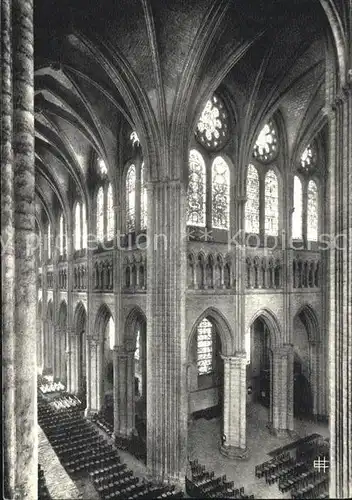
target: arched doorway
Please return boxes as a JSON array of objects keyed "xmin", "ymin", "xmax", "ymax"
[
  {"xmin": 187, "ymin": 310, "xmax": 233, "ymax": 460},
  {"xmin": 124, "ymin": 308, "xmax": 147, "ymax": 443},
  {"xmin": 293, "ymin": 306, "xmax": 320, "ymax": 419},
  {"xmin": 188, "ymin": 317, "xmax": 224, "ymax": 422},
  {"xmin": 247, "ymin": 317, "xmax": 272, "ymax": 419}
]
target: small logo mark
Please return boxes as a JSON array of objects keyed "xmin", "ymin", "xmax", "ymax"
[{"xmin": 313, "ymin": 456, "xmax": 329, "ymax": 472}]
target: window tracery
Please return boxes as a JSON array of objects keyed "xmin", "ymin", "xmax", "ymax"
[
  {"xmin": 292, "ymin": 176, "xmax": 303, "ymax": 240},
  {"xmin": 197, "ymin": 318, "xmax": 213, "ymax": 375},
  {"xmin": 47, "ymin": 223, "xmax": 51, "ymax": 259},
  {"xmin": 187, "ymin": 150, "xmax": 206, "ymax": 226},
  {"xmin": 126, "ymin": 164, "xmax": 136, "ymax": 231},
  {"xmin": 135, "ymin": 329, "xmax": 140, "ymax": 360},
  {"xmin": 75, "ymin": 204, "xmax": 81, "ymax": 250},
  {"xmin": 140, "ymin": 163, "xmax": 147, "ymax": 230},
  {"xmin": 307, "ymin": 180, "xmax": 318, "ymax": 241},
  {"xmin": 107, "ymin": 183, "xmax": 114, "ymax": 240},
  {"xmin": 211, "ymin": 157, "xmax": 230, "ymax": 229},
  {"xmin": 264, "ymin": 170, "xmax": 279, "ymax": 236},
  {"xmin": 253, "ymin": 121, "xmax": 278, "ymax": 163},
  {"xmin": 245, "ymin": 164, "xmax": 260, "ymax": 233},
  {"xmin": 300, "ymin": 143, "xmax": 317, "ymax": 173},
  {"xmin": 96, "ymin": 187, "xmax": 104, "ymax": 242},
  {"xmin": 195, "ymin": 94, "xmax": 229, "ymax": 150},
  {"xmin": 98, "ymin": 157, "xmax": 107, "ymax": 176}
]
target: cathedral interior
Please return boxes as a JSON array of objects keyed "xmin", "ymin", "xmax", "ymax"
[{"xmin": 1, "ymin": 0, "xmax": 351, "ymax": 499}]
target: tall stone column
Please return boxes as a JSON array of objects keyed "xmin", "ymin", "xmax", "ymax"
[
  {"xmin": 65, "ymin": 327, "xmax": 74, "ymax": 393},
  {"xmin": 1, "ymin": 0, "xmax": 37, "ymax": 497},
  {"xmin": 328, "ymin": 85, "xmax": 352, "ymax": 499},
  {"xmin": 87, "ymin": 338, "xmax": 101, "ymax": 413},
  {"xmin": 146, "ymin": 180, "xmax": 187, "ymax": 485},
  {"xmin": 220, "ymin": 353, "xmax": 247, "ymax": 458},
  {"xmin": 271, "ymin": 344, "xmax": 294, "ymax": 435},
  {"xmin": 113, "ymin": 347, "xmax": 136, "ymax": 438}
]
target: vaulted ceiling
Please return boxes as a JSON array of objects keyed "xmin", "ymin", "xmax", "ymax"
[{"xmin": 33, "ymin": 0, "xmax": 349, "ymax": 225}]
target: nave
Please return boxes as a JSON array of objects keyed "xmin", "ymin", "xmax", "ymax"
[{"xmin": 38, "ymin": 373, "xmax": 329, "ymax": 500}]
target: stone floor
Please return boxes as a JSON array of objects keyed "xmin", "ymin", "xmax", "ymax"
[
  {"xmin": 42, "ymin": 404, "xmax": 329, "ymax": 499},
  {"xmin": 188, "ymin": 403, "xmax": 329, "ymax": 499}
]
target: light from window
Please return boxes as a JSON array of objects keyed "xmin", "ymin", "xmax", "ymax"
[
  {"xmin": 47, "ymin": 224, "xmax": 51, "ymax": 259},
  {"xmin": 98, "ymin": 157, "xmax": 107, "ymax": 176},
  {"xmin": 196, "ymin": 94, "xmax": 229, "ymax": 150},
  {"xmin": 107, "ymin": 183, "xmax": 114, "ymax": 240},
  {"xmin": 140, "ymin": 163, "xmax": 147, "ymax": 230},
  {"xmin": 126, "ymin": 164, "xmax": 136, "ymax": 231},
  {"xmin": 253, "ymin": 121, "xmax": 278, "ymax": 162},
  {"xmin": 75, "ymin": 204, "xmax": 81, "ymax": 250},
  {"xmin": 292, "ymin": 176, "xmax": 303, "ymax": 240},
  {"xmin": 245, "ymin": 164, "xmax": 260, "ymax": 233},
  {"xmin": 107, "ymin": 316, "xmax": 115, "ymax": 350},
  {"xmin": 135, "ymin": 329, "xmax": 140, "ymax": 360},
  {"xmin": 130, "ymin": 131, "xmax": 140, "ymax": 147},
  {"xmin": 212, "ymin": 156, "xmax": 230, "ymax": 229},
  {"xmin": 265, "ymin": 169, "xmax": 279, "ymax": 236},
  {"xmin": 96, "ymin": 187, "xmax": 104, "ymax": 242},
  {"xmin": 245, "ymin": 330, "xmax": 251, "ymax": 365},
  {"xmin": 300, "ymin": 144, "xmax": 317, "ymax": 172},
  {"xmin": 197, "ymin": 318, "xmax": 213, "ymax": 375},
  {"xmin": 187, "ymin": 150, "xmax": 206, "ymax": 226},
  {"xmin": 307, "ymin": 180, "xmax": 318, "ymax": 241},
  {"xmin": 82, "ymin": 203, "xmax": 87, "ymax": 248},
  {"xmin": 59, "ymin": 214, "xmax": 65, "ymax": 254}
]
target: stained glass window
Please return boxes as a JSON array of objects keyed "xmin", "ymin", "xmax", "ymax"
[
  {"xmin": 300, "ymin": 144, "xmax": 317, "ymax": 172},
  {"xmin": 197, "ymin": 318, "xmax": 213, "ymax": 375},
  {"xmin": 245, "ymin": 164, "xmax": 260, "ymax": 233},
  {"xmin": 107, "ymin": 183, "xmax": 114, "ymax": 240},
  {"xmin": 107, "ymin": 317, "xmax": 115, "ymax": 350},
  {"xmin": 307, "ymin": 180, "xmax": 318, "ymax": 241},
  {"xmin": 264, "ymin": 170, "xmax": 279, "ymax": 236},
  {"xmin": 195, "ymin": 94, "xmax": 229, "ymax": 150},
  {"xmin": 98, "ymin": 157, "xmax": 107, "ymax": 175},
  {"xmin": 82, "ymin": 203, "xmax": 87, "ymax": 248},
  {"xmin": 59, "ymin": 214, "xmax": 65, "ymax": 254},
  {"xmin": 47, "ymin": 223, "xmax": 51, "ymax": 259},
  {"xmin": 96, "ymin": 187, "xmax": 104, "ymax": 242},
  {"xmin": 211, "ymin": 157, "xmax": 230, "ymax": 229},
  {"xmin": 135, "ymin": 329, "xmax": 140, "ymax": 360},
  {"xmin": 140, "ymin": 163, "xmax": 147, "ymax": 230},
  {"xmin": 253, "ymin": 121, "xmax": 278, "ymax": 162},
  {"xmin": 126, "ymin": 164, "xmax": 136, "ymax": 231},
  {"xmin": 292, "ymin": 176, "xmax": 303, "ymax": 239},
  {"xmin": 187, "ymin": 150, "xmax": 206, "ymax": 226},
  {"xmin": 75, "ymin": 203, "xmax": 81, "ymax": 250}
]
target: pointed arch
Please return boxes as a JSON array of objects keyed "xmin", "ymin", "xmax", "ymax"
[
  {"xmin": 211, "ymin": 156, "xmax": 230, "ymax": 230},
  {"xmin": 292, "ymin": 175, "xmax": 303, "ymax": 239},
  {"xmin": 264, "ymin": 169, "xmax": 279, "ymax": 236},
  {"xmin": 245, "ymin": 164, "xmax": 260, "ymax": 233},
  {"xmin": 187, "ymin": 149, "xmax": 206, "ymax": 227},
  {"xmin": 295, "ymin": 304, "xmax": 320, "ymax": 342},
  {"xmin": 188, "ymin": 307, "xmax": 234, "ymax": 357},
  {"xmin": 248, "ymin": 308, "xmax": 281, "ymax": 348},
  {"xmin": 96, "ymin": 186, "xmax": 104, "ymax": 242},
  {"xmin": 124, "ymin": 306, "xmax": 147, "ymax": 350},
  {"xmin": 73, "ymin": 301, "xmax": 87, "ymax": 335},
  {"xmin": 94, "ymin": 303, "xmax": 114, "ymax": 341}
]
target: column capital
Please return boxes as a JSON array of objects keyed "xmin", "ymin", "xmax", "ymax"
[
  {"xmin": 221, "ymin": 351, "xmax": 247, "ymax": 365},
  {"xmin": 273, "ymin": 344, "xmax": 294, "ymax": 357}
]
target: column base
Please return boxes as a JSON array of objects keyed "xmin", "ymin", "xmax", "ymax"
[
  {"xmin": 267, "ymin": 423, "xmax": 297, "ymax": 439},
  {"xmin": 220, "ymin": 444, "xmax": 249, "ymax": 460},
  {"xmin": 84, "ymin": 408, "xmax": 98, "ymax": 419}
]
